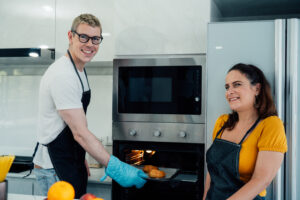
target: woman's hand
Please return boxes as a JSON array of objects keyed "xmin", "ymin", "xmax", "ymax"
[{"xmin": 202, "ymin": 171, "xmax": 211, "ymax": 200}]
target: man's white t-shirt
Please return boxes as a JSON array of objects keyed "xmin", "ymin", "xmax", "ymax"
[{"xmin": 33, "ymin": 55, "xmax": 89, "ymax": 169}]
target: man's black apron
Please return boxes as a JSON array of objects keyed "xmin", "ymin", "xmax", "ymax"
[
  {"xmin": 206, "ymin": 118, "xmax": 264, "ymax": 200},
  {"xmin": 43, "ymin": 50, "xmax": 90, "ymax": 198}
]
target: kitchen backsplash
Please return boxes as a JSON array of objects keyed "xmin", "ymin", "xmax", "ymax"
[{"xmin": 0, "ymin": 71, "xmax": 113, "ymax": 156}]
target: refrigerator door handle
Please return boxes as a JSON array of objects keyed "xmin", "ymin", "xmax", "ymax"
[
  {"xmin": 274, "ymin": 19, "xmax": 286, "ymax": 120},
  {"xmin": 286, "ymin": 18, "xmax": 299, "ymax": 200},
  {"xmin": 273, "ymin": 19, "xmax": 286, "ymax": 200}
]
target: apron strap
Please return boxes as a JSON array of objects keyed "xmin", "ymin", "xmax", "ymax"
[
  {"xmin": 216, "ymin": 126, "xmax": 226, "ymax": 138},
  {"xmin": 23, "ymin": 142, "xmax": 39, "ymax": 178},
  {"xmin": 215, "ymin": 117, "xmax": 261, "ymax": 144},
  {"xmin": 238, "ymin": 118, "xmax": 261, "ymax": 145},
  {"xmin": 83, "ymin": 68, "xmax": 90, "ymax": 89},
  {"xmin": 67, "ymin": 50, "xmax": 90, "ymax": 92}
]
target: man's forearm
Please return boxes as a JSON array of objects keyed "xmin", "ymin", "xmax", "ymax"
[
  {"xmin": 58, "ymin": 108, "xmax": 111, "ymax": 166},
  {"xmin": 74, "ymin": 129, "xmax": 110, "ymax": 166}
]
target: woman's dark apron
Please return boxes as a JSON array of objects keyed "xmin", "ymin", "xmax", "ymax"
[
  {"xmin": 33, "ymin": 50, "xmax": 91, "ymax": 198},
  {"xmin": 206, "ymin": 118, "xmax": 264, "ymax": 200}
]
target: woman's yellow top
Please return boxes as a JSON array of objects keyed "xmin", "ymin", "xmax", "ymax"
[{"xmin": 212, "ymin": 114, "xmax": 288, "ymax": 197}]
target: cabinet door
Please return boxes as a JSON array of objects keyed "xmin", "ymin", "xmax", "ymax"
[
  {"xmin": 6, "ymin": 177, "xmax": 34, "ymax": 195},
  {"xmin": 0, "ymin": 0, "xmax": 55, "ymax": 48},
  {"xmin": 33, "ymin": 180, "xmax": 44, "ymax": 196},
  {"xmin": 55, "ymin": 0, "xmax": 114, "ymax": 61},
  {"xmin": 114, "ymin": 0, "xmax": 209, "ymax": 55}
]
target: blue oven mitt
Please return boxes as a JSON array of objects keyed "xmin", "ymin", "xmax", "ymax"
[{"xmin": 100, "ymin": 155, "xmax": 148, "ymax": 188}]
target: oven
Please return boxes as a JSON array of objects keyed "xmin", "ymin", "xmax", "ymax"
[
  {"xmin": 112, "ymin": 55, "xmax": 206, "ymax": 200},
  {"xmin": 112, "ymin": 141, "xmax": 204, "ymax": 200}
]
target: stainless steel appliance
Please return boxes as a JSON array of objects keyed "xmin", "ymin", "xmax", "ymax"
[
  {"xmin": 112, "ymin": 55, "xmax": 206, "ymax": 200},
  {"xmin": 207, "ymin": 19, "xmax": 300, "ymax": 200},
  {"xmin": 113, "ymin": 55, "xmax": 206, "ymax": 124},
  {"xmin": 113, "ymin": 55, "xmax": 206, "ymax": 144},
  {"xmin": 0, "ymin": 48, "xmax": 54, "ymax": 65}
]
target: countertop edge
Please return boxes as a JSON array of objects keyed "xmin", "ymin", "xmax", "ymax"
[{"xmin": 7, "ymin": 168, "xmax": 112, "ymax": 184}]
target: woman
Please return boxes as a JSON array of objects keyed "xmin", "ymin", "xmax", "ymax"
[{"xmin": 203, "ymin": 63, "xmax": 287, "ymax": 200}]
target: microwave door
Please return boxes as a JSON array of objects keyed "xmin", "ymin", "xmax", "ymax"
[{"xmin": 118, "ymin": 66, "xmax": 201, "ymax": 115}]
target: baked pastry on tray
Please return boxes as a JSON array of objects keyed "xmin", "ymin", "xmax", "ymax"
[
  {"xmin": 143, "ymin": 165, "xmax": 158, "ymax": 173},
  {"xmin": 148, "ymin": 169, "xmax": 166, "ymax": 178}
]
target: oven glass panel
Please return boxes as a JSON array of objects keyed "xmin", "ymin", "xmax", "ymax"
[
  {"xmin": 113, "ymin": 141, "xmax": 204, "ymax": 200},
  {"xmin": 118, "ymin": 66, "xmax": 202, "ymax": 114}
]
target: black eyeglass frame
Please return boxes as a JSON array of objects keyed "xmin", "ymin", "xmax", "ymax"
[{"xmin": 71, "ymin": 30, "xmax": 103, "ymax": 45}]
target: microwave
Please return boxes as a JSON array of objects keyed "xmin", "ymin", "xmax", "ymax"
[{"xmin": 113, "ymin": 55, "xmax": 206, "ymax": 124}]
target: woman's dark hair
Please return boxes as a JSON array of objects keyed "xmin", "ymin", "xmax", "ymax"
[{"xmin": 223, "ymin": 63, "xmax": 277, "ymax": 130}]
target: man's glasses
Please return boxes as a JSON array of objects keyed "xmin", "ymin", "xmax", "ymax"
[{"xmin": 72, "ymin": 31, "xmax": 103, "ymax": 45}]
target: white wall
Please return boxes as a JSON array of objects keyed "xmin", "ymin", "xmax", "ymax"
[
  {"xmin": 86, "ymin": 75, "xmax": 113, "ymax": 144},
  {"xmin": 0, "ymin": 75, "xmax": 40, "ymax": 156}
]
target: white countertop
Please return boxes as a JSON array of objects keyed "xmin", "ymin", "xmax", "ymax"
[
  {"xmin": 7, "ymin": 167, "xmax": 112, "ymax": 184},
  {"xmin": 8, "ymin": 194, "xmax": 45, "ymax": 200},
  {"xmin": 8, "ymin": 194, "xmax": 82, "ymax": 200}
]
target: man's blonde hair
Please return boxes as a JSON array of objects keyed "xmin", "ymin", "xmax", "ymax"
[{"xmin": 71, "ymin": 14, "xmax": 102, "ymax": 34}]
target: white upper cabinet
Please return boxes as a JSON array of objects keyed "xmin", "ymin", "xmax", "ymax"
[
  {"xmin": 0, "ymin": 0, "xmax": 55, "ymax": 49},
  {"xmin": 1, "ymin": 0, "xmax": 210, "ymax": 59},
  {"xmin": 55, "ymin": 0, "xmax": 115, "ymax": 61},
  {"xmin": 114, "ymin": 0, "xmax": 210, "ymax": 55},
  {"xmin": 56, "ymin": 0, "xmax": 210, "ymax": 60}
]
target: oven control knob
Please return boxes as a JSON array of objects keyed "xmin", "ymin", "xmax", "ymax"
[
  {"xmin": 153, "ymin": 130, "xmax": 161, "ymax": 137},
  {"xmin": 179, "ymin": 131, "xmax": 187, "ymax": 138},
  {"xmin": 129, "ymin": 130, "xmax": 137, "ymax": 136}
]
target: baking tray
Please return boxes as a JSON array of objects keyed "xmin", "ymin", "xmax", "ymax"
[
  {"xmin": 135, "ymin": 165, "xmax": 179, "ymax": 181},
  {"xmin": 172, "ymin": 172, "xmax": 198, "ymax": 183}
]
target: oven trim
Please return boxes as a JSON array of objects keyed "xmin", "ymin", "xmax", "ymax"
[{"xmin": 113, "ymin": 122, "xmax": 205, "ymax": 144}]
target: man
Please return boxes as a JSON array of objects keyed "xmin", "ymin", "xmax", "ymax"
[{"xmin": 33, "ymin": 14, "xmax": 147, "ymax": 198}]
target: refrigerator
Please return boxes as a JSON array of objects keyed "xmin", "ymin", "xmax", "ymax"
[{"xmin": 206, "ymin": 19, "xmax": 300, "ymax": 200}]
